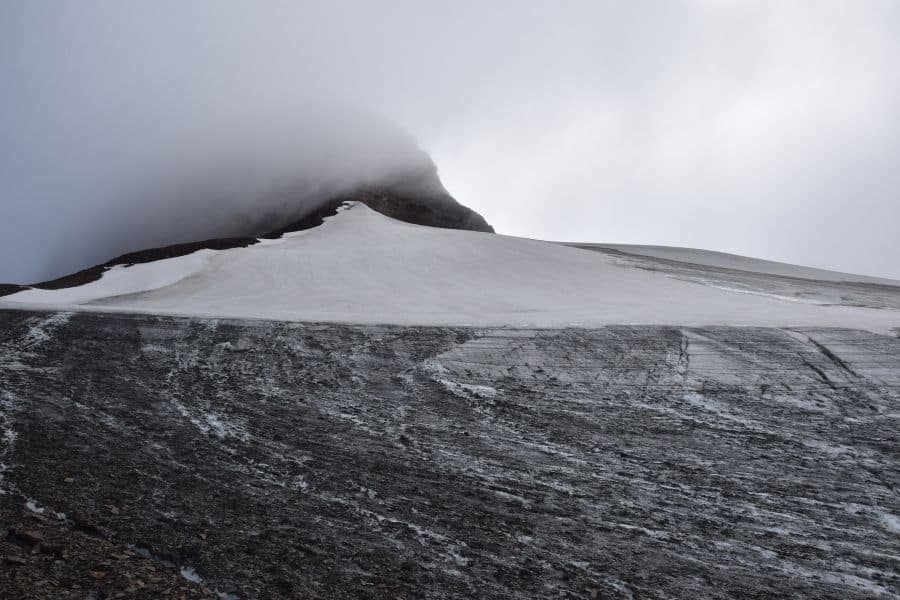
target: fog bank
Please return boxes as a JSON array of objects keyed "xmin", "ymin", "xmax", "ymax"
[{"xmin": 3, "ymin": 97, "xmax": 440, "ymax": 283}]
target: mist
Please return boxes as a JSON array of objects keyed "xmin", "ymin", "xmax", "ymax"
[
  {"xmin": 1, "ymin": 2, "xmax": 448, "ymax": 283},
  {"xmin": 3, "ymin": 1, "xmax": 900, "ymax": 283},
  {"xmin": 3, "ymin": 95, "xmax": 441, "ymax": 283}
]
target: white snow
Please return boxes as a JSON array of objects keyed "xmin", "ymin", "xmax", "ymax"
[
  {"xmin": 576, "ymin": 243, "xmax": 899, "ymax": 285},
  {"xmin": 438, "ymin": 380, "xmax": 499, "ymax": 398},
  {"xmin": 873, "ymin": 508, "xmax": 900, "ymax": 534},
  {"xmin": 2, "ymin": 203, "xmax": 898, "ymax": 333},
  {"xmin": 12, "ymin": 251, "xmax": 217, "ymax": 305},
  {"xmin": 180, "ymin": 566, "xmax": 203, "ymax": 584},
  {"xmin": 21, "ymin": 312, "xmax": 73, "ymax": 348}
]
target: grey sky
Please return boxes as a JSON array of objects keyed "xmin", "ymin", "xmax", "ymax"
[{"xmin": 2, "ymin": 0, "xmax": 899, "ymax": 283}]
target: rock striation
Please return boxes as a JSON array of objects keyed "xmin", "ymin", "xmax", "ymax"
[{"xmin": 1, "ymin": 309, "xmax": 898, "ymax": 598}]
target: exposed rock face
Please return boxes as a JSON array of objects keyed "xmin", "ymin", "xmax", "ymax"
[
  {"xmin": 0, "ymin": 285, "xmax": 27, "ymax": 296},
  {"xmin": 1, "ymin": 309, "xmax": 898, "ymax": 599},
  {"xmin": 334, "ymin": 164, "xmax": 493, "ymax": 234},
  {"xmin": 339, "ymin": 187, "xmax": 493, "ymax": 233}
]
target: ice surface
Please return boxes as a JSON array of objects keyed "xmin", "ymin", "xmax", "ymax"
[{"xmin": 3, "ymin": 203, "xmax": 898, "ymax": 333}]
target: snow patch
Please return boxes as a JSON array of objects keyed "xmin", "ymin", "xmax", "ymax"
[
  {"xmin": 180, "ymin": 566, "xmax": 203, "ymax": 584},
  {"xmin": 876, "ymin": 509, "xmax": 900, "ymax": 534},
  {"xmin": 21, "ymin": 312, "xmax": 72, "ymax": 348},
  {"xmin": 438, "ymin": 379, "xmax": 498, "ymax": 399},
  {"xmin": 820, "ymin": 572, "xmax": 893, "ymax": 596},
  {"xmin": 422, "ymin": 358, "xmax": 499, "ymax": 399},
  {"xmin": 801, "ymin": 438, "xmax": 855, "ymax": 458},
  {"xmin": 169, "ymin": 399, "xmax": 249, "ymax": 441}
]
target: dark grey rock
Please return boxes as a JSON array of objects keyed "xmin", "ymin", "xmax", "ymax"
[{"xmin": 0, "ymin": 309, "xmax": 898, "ymax": 598}]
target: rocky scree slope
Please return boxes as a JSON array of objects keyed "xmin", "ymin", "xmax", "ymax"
[{"xmin": 0, "ymin": 310, "xmax": 899, "ymax": 598}]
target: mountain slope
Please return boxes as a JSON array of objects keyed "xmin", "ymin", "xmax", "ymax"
[
  {"xmin": 2, "ymin": 202, "xmax": 899, "ymax": 333},
  {"xmin": 2, "ymin": 204, "xmax": 899, "ymax": 599},
  {"xmin": 568, "ymin": 243, "xmax": 897, "ymax": 285},
  {"xmin": 2, "ymin": 311, "xmax": 899, "ymax": 598},
  {"xmin": 1, "ymin": 179, "xmax": 493, "ymax": 294}
]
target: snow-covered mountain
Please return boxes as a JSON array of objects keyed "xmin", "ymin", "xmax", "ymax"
[
  {"xmin": 2, "ymin": 201, "xmax": 899, "ymax": 334},
  {"xmin": 3, "ymin": 195, "xmax": 900, "ymax": 598}
]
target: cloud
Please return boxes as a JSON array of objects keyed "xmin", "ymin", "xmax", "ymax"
[{"xmin": 2, "ymin": 0, "xmax": 899, "ymax": 282}]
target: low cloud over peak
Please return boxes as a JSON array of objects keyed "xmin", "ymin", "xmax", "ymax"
[
  {"xmin": 3, "ymin": 96, "xmax": 445, "ymax": 283},
  {"xmin": 3, "ymin": 1, "xmax": 899, "ymax": 281}
]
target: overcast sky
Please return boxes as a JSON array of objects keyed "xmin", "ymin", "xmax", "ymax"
[{"xmin": 2, "ymin": 0, "xmax": 899, "ymax": 282}]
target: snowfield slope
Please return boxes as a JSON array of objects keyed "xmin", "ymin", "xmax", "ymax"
[
  {"xmin": 2, "ymin": 202, "xmax": 899, "ymax": 333},
  {"xmin": 568, "ymin": 243, "xmax": 897, "ymax": 285},
  {"xmin": 2, "ymin": 203, "xmax": 900, "ymax": 598}
]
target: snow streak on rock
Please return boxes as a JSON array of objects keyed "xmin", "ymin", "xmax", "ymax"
[{"xmin": 0, "ymin": 310, "xmax": 898, "ymax": 598}]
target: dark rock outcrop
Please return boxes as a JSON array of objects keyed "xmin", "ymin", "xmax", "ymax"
[
  {"xmin": 342, "ymin": 187, "xmax": 493, "ymax": 233},
  {"xmin": 0, "ymin": 285, "xmax": 27, "ymax": 296}
]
